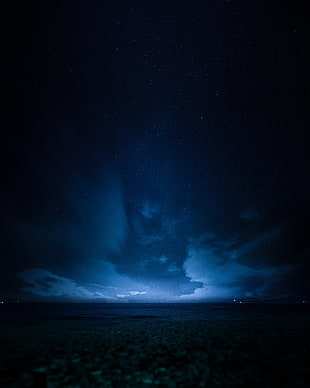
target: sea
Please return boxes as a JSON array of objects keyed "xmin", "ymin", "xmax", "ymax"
[{"xmin": 1, "ymin": 302, "xmax": 309, "ymax": 324}]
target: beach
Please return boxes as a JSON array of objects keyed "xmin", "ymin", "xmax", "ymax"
[{"xmin": 0, "ymin": 304, "xmax": 309, "ymax": 387}]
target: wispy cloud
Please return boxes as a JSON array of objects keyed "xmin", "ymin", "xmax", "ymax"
[
  {"xmin": 159, "ymin": 255, "xmax": 169, "ymax": 264},
  {"xmin": 16, "ymin": 269, "xmax": 113, "ymax": 299},
  {"xmin": 144, "ymin": 255, "xmax": 169, "ymax": 265},
  {"xmin": 116, "ymin": 291, "xmax": 147, "ymax": 299},
  {"xmin": 133, "ymin": 203, "xmax": 186, "ymax": 247},
  {"xmin": 167, "ymin": 262, "xmax": 180, "ymax": 273},
  {"xmin": 140, "ymin": 201, "xmax": 159, "ymax": 218}
]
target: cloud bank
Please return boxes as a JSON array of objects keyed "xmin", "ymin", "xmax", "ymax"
[
  {"xmin": 17, "ymin": 259, "xmax": 155, "ymax": 302},
  {"xmin": 17, "ymin": 269, "xmax": 104, "ymax": 299},
  {"xmin": 181, "ymin": 232, "xmax": 293, "ymax": 301}
]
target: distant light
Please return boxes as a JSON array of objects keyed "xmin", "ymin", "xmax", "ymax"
[
  {"xmin": 0, "ymin": 301, "xmax": 4, "ymax": 304},
  {"xmin": 239, "ymin": 301, "xmax": 242, "ymax": 304},
  {"xmin": 233, "ymin": 299, "xmax": 236, "ymax": 302}
]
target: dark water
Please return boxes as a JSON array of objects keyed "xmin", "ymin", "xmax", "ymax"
[{"xmin": 1, "ymin": 302, "xmax": 309, "ymax": 323}]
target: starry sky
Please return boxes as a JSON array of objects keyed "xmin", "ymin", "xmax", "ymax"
[{"xmin": 4, "ymin": 0, "xmax": 309, "ymax": 302}]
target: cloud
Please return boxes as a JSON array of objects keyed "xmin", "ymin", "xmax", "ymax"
[
  {"xmin": 16, "ymin": 261, "xmax": 152, "ymax": 301},
  {"xmin": 133, "ymin": 216, "xmax": 165, "ymax": 246},
  {"xmin": 129, "ymin": 291, "xmax": 146, "ymax": 295},
  {"xmin": 167, "ymin": 262, "xmax": 180, "ymax": 273},
  {"xmin": 115, "ymin": 291, "xmax": 147, "ymax": 300},
  {"xmin": 228, "ymin": 227, "xmax": 282, "ymax": 260},
  {"xmin": 159, "ymin": 255, "xmax": 168, "ymax": 264},
  {"xmin": 144, "ymin": 255, "xmax": 169, "ymax": 265},
  {"xmin": 17, "ymin": 269, "xmax": 102, "ymax": 299},
  {"xmin": 162, "ymin": 216, "xmax": 179, "ymax": 236},
  {"xmin": 133, "ymin": 207, "xmax": 185, "ymax": 248},
  {"xmin": 140, "ymin": 201, "xmax": 159, "ymax": 218},
  {"xmin": 180, "ymin": 232, "xmax": 293, "ymax": 301}
]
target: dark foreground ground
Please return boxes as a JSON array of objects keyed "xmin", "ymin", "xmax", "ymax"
[{"xmin": 0, "ymin": 305, "xmax": 309, "ymax": 387}]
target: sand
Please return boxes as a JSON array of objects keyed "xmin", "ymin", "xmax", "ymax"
[{"xmin": 0, "ymin": 317, "xmax": 309, "ymax": 387}]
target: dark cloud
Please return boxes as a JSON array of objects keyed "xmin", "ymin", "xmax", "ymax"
[
  {"xmin": 16, "ymin": 266, "xmax": 152, "ymax": 302},
  {"xmin": 17, "ymin": 269, "xmax": 96, "ymax": 299},
  {"xmin": 181, "ymin": 231, "xmax": 296, "ymax": 301}
]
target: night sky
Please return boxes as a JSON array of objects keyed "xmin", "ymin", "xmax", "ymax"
[{"xmin": 5, "ymin": 0, "xmax": 309, "ymax": 302}]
